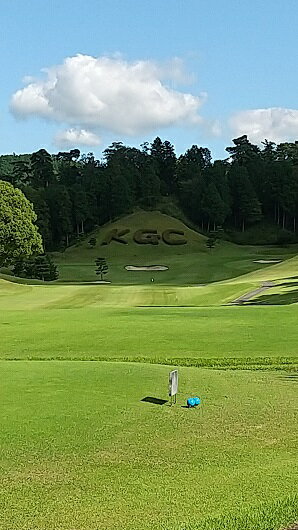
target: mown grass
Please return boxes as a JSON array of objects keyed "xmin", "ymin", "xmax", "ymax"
[
  {"xmin": 1, "ymin": 234, "xmax": 298, "ymax": 529},
  {"xmin": 0, "ymin": 305, "xmax": 298, "ymax": 368},
  {"xmin": 0, "ymin": 362, "xmax": 297, "ymax": 530},
  {"xmin": 195, "ymin": 496, "xmax": 298, "ymax": 530},
  {"xmin": 52, "ymin": 210, "xmax": 298, "ymax": 284}
]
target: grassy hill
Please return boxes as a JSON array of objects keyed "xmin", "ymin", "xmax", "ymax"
[
  {"xmin": 1, "ymin": 210, "xmax": 298, "ymax": 309},
  {"xmin": 53, "ymin": 210, "xmax": 298, "ymax": 285}
]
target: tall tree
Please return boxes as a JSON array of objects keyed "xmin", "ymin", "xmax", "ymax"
[
  {"xmin": 226, "ymin": 135, "xmax": 260, "ymax": 165},
  {"xmin": 150, "ymin": 137, "xmax": 177, "ymax": 195},
  {"xmin": 45, "ymin": 185, "xmax": 72, "ymax": 247},
  {"xmin": 22, "ymin": 186, "xmax": 52, "ymax": 249},
  {"xmin": 31, "ymin": 149, "xmax": 55, "ymax": 188},
  {"xmin": 200, "ymin": 181, "xmax": 228, "ymax": 231},
  {"xmin": 228, "ymin": 165, "xmax": 262, "ymax": 231},
  {"xmin": 0, "ymin": 181, "xmax": 43, "ymax": 266},
  {"xmin": 71, "ymin": 184, "xmax": 89, "ymax": 235},
  {"xmin": 12, "ymin": 159, "xmax": 32, "ymax": 186}
]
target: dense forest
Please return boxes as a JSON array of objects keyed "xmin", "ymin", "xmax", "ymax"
[{"xmin": 1, "ymin": 135, "xmax": 298, "ymax": 250}]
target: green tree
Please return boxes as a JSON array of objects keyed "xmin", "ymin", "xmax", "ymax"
[
  {"xmin": 45, "ymin": 184, "xmax": 72, "ymax": 247},
  {"xmin": 150, "ymin": 137, "xmax": 177, "ymax": 195},
  {"xmin": 88, "ymin": 237, "xmax": 97, "ymax": 248},
  {"xmin": 71, "ymin": 184, "xmax": 89, "ymax": 235},
  {"xmin": 200, "ymin": 181, "xmax": 227, "ymax": 231},
  {"xmin": 22, "ymin": 186, "xmax": 52, "ymax": 249},
  {"xmin": 31, "ymin": 149, "xmax": 55, "ymax": 188},
  {"xmin": 205, "ymin": 232, "xmax": 217, "ymax": 251},
  {"xmin": 228, "ymin": 165, "xmax": 262, "ymax": 231},
  {"xmin": 226, "ymin": 135, "xmax": 260, "ymax": 164},
  {"xmin": 261, "ymin": 140, "xmax": 277, "ymax": 162},
  {"xmin": 35, "ymin": 254, "xmax": 58, "ymax": 281},
  {"xmin": 12, "ymin": 159, "xmax": 32, "ymax": 186},
  {"xmin": 176, "ymin": 145, "xmax": 211, "ymax": 184},
  {"xmin": 0, "ymin": 181, "xmax": 43, "ymax": 266},
  {"xmin": 95, "ymin": 257, "xmax": 108, "ymax": 281},
  {"xmin": 13, "ymin": 254, "xmax": 58, "ymax": 281}
]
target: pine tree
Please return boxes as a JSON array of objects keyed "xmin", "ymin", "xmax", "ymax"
[
  {"xmin": 31, "ymin": 149, "xmax": 55, "ymax": 188},
  {"xmin": 150, "ymin": 137, "xmax": 177, "ymax": 195},
  {"xmin": 13, "ymin": 254, "xmax": 58, "ymax": 281},
  {"xmin": 95, "ymin": 257, "xmax": 108, "ymax": 281}
]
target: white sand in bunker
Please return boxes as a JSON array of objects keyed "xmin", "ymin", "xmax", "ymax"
[
  {"xmin": 125, "ymin": 265, "xmax": 169, "ymax": 271},
  {"xmin": 253, "ymin": 259, "xmax": 282, "ymax": 264}
]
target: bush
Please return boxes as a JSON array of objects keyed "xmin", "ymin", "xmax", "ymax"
[
  {"xmin": 0, "ymin": 267, "xmax": 12, "ymax": 275},
  {"xmin": 12, "ymin": 254, "xmax": 59, "ymax": 281}
]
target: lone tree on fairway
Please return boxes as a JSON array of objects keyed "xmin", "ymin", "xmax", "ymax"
[
  {"xmin": 0, "ymin": 180, "xmax": 43, "ymax": 266},
  {"xmin": 95, "ymin": 257, "xmax": 108, "ymax": 281}
]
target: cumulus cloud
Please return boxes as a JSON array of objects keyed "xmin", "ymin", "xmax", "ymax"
[
  {"xmin": 230, "ymin": 107, "xmax": 298, "ymax": 144},
  {"xmin": 54, "ymin": 128, "xmax": 101, "ymax": 147},
  {"xmin": 11, "ymin": 54, "xmax": 206, "ymax": 143}
]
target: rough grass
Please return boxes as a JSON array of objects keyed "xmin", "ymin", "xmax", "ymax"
[{"xmin": 0, "ymin": 362, "xmax": 297, "ymax": 530}]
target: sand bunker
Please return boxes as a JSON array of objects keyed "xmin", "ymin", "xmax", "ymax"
[
  {"xmin": 125, "ymin": 265, "xmax": 168, "ymax": 271},
  {"xmin": 253, "ymin": 259, "xmax": 282, "ymax": 264}
]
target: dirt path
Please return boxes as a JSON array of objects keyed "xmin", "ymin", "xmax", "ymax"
[{"xmin": 231, "ymin": 281, "xmax": 275, "ymax": 305}]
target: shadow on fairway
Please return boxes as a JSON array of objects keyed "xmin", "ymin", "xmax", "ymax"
[
  {"xmin": 141, "ymin": 396, "xmax": 168, "ymax": 405},
  {"xmin": 282, "ymin": 374, "xmax": 298, "ymax": 382},
  {"xmin": 247, "ymin": 288, "xmax": 298, "ymax": 305}
]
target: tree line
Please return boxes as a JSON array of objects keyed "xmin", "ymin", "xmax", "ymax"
[{"xmin": 1, "ymin": 135, "xmax": 298, "ymax": 251}]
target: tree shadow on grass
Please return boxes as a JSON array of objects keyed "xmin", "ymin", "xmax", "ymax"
[
  {"xmin": 247, "ymin": 288, "xmax": 298, "ymax": 305},
  {"xmin": 141, "ymin": 396, "xmax": 168, "ymax": 405},
  {"xmin": 276, "ymin": 275, "xmax": 298, "ymax": 282},
  {"xmin": 282, "ymin": 374, "xmax": 298, "ymax": 382},
  {"xmin": 275, "ymin": 281, "xmax": 298, "ymax": 288}
]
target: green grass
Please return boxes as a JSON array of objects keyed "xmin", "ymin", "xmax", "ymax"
[
  {"xmin": 0, "ymin": 361, "xmax": 297, "ymax": 530},
  {"xmin": 0, "ymin": 305, "xmax": 298, "ymax": 369},
  {"xmin": 51, "ymin": 210, "xmax": 298, "ymax": 284},
  {"xmin": 1, "ymin": 215, "xmax": 298, "ymax": 529},
  {"xmin": 1, "ymin": 254, "xmax": 298, "ymax": 369}
]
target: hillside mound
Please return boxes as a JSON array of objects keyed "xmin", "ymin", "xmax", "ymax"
[
  {"xmin": 61, "ymin": 210, "xmax": 206, "ymax": 260},
  {"xmin": 93, "ymin": 210, "xmax": 205, "ymax": 252},
  {"xmin": 51, "ymin": 210, "xmax": 298, "ymax": 284}
]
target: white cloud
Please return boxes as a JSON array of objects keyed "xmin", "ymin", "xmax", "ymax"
[
  {"xmin": 54, "ymin": 128, "xmax": 101, "ymax": 147},
  {"xmin": 230, "ymin": 107, "xmax": 298, "ymax": 144},
  {"xmin": 11, "ymin": 54, "xmax": 206, "ymax": 142}
]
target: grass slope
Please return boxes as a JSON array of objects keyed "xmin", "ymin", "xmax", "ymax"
[
  {"xmin": 0, "ymin": 361, "xmax": 297, "ymax": 530},
  {"xmin": 53, "ymin": 210, "xmax": 298, "ymax": 284},
  {"xmin": 1, "ymin": 252, "xmax": 298, "ymax": 310},
  {"xmin": 1, "ymin": 253, "xmax": 298, "ymax": 367}
]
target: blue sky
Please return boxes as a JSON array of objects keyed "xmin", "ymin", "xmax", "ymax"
[{"xmin": 2, "ymin": 0, "xmax": 298, "ymax": 160}]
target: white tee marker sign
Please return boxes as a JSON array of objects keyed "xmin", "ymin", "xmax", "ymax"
[{"xmin": 169, "ymin": 370, "xmax": 178, "ymax": 405}]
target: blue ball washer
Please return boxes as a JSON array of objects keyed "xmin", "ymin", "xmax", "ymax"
[
  {"xmin": 187, "ymin": 397, "xmax": 201, "ymax": 408},
  {"xmin": 187, "ymin": 397, "xmax": 196, "ymax": 408}
]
